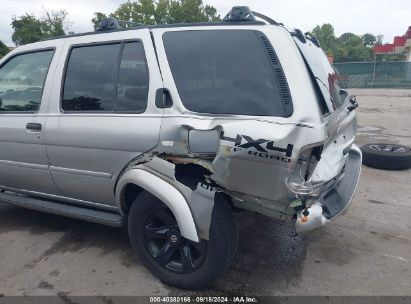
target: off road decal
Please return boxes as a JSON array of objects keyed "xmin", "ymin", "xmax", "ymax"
[{"xmin": 220, "ymin": 132, "xmax": 294, "ymax": 157}]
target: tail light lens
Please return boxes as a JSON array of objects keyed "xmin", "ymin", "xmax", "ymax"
[{"xmin": 286, "ymin": 146, "xmax": 323, "ymax": 196}]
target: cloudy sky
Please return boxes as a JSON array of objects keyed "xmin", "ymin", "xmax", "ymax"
[{"xmin": 1, "ymin": 0, "xmax": 410, "ymax": 46}]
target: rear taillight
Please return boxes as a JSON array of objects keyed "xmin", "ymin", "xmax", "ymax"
[{"xmin": 286, "ymin": 145, "xmax": 323, "ymax": 196}]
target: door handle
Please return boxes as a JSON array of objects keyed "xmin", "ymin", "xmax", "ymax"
[{"xmin": 26, "ymin": 123, "xmax": 42, "ymax": 132}]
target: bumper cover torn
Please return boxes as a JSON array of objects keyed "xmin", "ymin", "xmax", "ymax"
[{"xmin": 295, "ymin": 144, "xmax": 362, "ymax": 233}]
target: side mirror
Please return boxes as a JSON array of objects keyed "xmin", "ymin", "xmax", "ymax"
[{"xmin": 339, "ymin": 89, "xmax": 348, "ymax": 96}]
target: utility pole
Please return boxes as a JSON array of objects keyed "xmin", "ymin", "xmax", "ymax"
[{"xmin": 371, "ymin": 52, "xmax": 377, "ymax": 88}]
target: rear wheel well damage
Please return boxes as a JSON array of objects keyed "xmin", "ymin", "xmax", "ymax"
[
  {"xmin": 116, "ymin": 156, "xmax": 233, "ymax": 241},
  {"xmin": 175, "ymin": 163, "xmax": 212, "ymax": 190},
  {"xmin": 119, "ymin": 162, "xmax": 216, "ymax": 214},
  {"xmin": 121, "ymin": 183, "xmax": 144, "ymax": 215}
]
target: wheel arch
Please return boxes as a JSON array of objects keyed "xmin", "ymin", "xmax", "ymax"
[{"xmin": 116, "ymin": 168, "xmax": 200, "ymax": 242}]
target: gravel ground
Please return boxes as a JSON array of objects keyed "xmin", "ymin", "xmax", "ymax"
[{"xmin": 0, "ymin": 89, "xmax": 410, "ymax": 297}]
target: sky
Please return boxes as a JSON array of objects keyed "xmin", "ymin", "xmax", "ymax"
[{"xmin": 1, "ymin": 0, "xmax": 411, "ymax": 46}]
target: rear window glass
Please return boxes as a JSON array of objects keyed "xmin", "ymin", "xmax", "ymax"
[{"xmin": 163, "ymin": 30, "xmax": 292, "ymax": 116}]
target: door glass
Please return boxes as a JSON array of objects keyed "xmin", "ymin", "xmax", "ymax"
[
  {"xmin": 115, "ymin": 42, "xmax": 149, "ymax": 112},
  {"xmin": 62, "ymin": 43, "xmax": 121, "ymax": 111},
  {"xmin": 0, "ymin": 50, "xmax": 54, "ymax": 112}
]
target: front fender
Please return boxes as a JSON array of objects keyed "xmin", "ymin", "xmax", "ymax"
[{"xmin": 116, "ymin": 168, "xmax": 199, "ymax": 242}]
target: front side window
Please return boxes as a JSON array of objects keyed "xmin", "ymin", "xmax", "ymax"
[
  {"xmin": 163, "ymin": 30, "xmax": 293, "ymax": 116},
  {"xmin": 62, "ymin": 41, "xmax": 149, "ymax": 112},
  {"xmin": 0, "ymin": 50, "xmax": 54, "ymax": 112}
]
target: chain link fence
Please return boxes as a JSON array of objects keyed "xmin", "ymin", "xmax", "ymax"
[{"xmin": 334, "ymin": 61, "xmax": 411, "ymax": 89}]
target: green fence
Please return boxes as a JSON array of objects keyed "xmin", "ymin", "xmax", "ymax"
[{"xmin": 333, "ymin": 61, "xmax": 411, "ymax": 89}]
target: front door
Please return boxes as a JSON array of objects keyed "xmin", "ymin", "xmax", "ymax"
[
  {"xmin": 0, "ymin": 46, "xmax": 61, "ymax": 194},
  {"xmin": 45, "ymin": 29, "xmax": 163, "ymax": 205}
]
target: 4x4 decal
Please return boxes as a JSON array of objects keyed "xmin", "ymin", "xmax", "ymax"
[{"xmin": 220, "ymin": 132, "xmax": 294, "ymax": 157}]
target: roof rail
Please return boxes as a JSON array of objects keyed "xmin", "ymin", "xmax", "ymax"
[
  {"xmin": 96, "ymin": 17, "xmax": 145, "ymax": 32},
  {"xmin": 252, "ymin": 11, "xmax": 280, "ymax": 26}
]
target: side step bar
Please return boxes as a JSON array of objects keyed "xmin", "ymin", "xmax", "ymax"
[{"xmin": 0, "ymin": 191, "xmax": 125, "ymax": 227}]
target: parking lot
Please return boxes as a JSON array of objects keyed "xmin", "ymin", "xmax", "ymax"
[{"xmin": 0, "ymin": 89, "xmax": 410, "ymax": 296}]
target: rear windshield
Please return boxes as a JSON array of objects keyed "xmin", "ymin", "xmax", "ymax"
[{"xmin": 163, "ymin": 30, "xmax": 293, "ymax": 116}]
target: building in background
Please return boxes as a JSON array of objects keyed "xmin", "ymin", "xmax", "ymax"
[{"xmin": 374, "ymin": 26, "xmax": 411, "ymax": 61}]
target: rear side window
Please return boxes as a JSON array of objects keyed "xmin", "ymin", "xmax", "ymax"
[
  {"xmin": 163, "ymin": 30, "xmax": 293, "ymax": 116},
  {"xmin": 293, "ymin": 37, "xmax": 346, "ymax": 113},
  {"xmin": 62, "ymin": 41, "xmax": 149, "ymax": 112},
  {"xmin": 0, "ymin": 50, "xmax": 54, "ymax": 112},
  {"xmin": 116, "ymin": 42, "xmax": 149, "ymax": 112}
]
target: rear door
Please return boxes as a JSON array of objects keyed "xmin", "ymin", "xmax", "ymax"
[
  {"xmin": 45, "ymin": 29, "xmax": 163, "ymax": 205},
  {"xmin": 0, "ymin": 44, "xmax": 62, "ymax": 194}
]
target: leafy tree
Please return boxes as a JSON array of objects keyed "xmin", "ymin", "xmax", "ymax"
[
  {"xmin": 312, "ymin": 24, "xmax": 380, "ymax": 62},
  {"xmin": 11, "ymin": 9, "xmax": 69, "ymax": 46},
  {"xmin": 42, "ymin": 9, "xmax": 68, "ymax": 37},
  {"xmin": 334, "ymin": 33, "xmax": 373, "ymax": 62},
  {"xmin": 312, "ymin": 23, "xmax": 336, "ymax": 56},
  {"xmin": 376, "ymin": 35, "xmax": 383, "ymax": 45},
  {"xmin": 361, "ymin": 33, "xmax": 377, "ymax": 47},
  {"xmin": 0, "ymin": 41, "xmax": 9, "ymax": 59},
  {"xmin": 92, "ymin": 0, "xmax": 220, "ymax": 29},
  {"xmin": 11, "ymin": 14, "xmax": 43, "ymax": 46}
]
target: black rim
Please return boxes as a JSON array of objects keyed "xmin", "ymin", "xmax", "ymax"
[
  {"xmin": 143, "ymin": 205, "xmax": 207, "ymax": 274},
  {"xmin": 369, "ymin": 144, "xmax": 407, "ymax": 153}
]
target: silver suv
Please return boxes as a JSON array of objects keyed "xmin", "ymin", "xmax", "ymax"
[{"xmin": 0, "ymin": 7, "xmax": 361, "ymax": 289}]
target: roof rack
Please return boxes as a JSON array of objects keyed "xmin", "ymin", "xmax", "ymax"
[
  {"xmin": 42, "ymin": 6, "xmax": 281, "ymax": 42},
  {"xmin": 96, "ymin": 17, "xmax": 145, "ymax": 31},
  {"xmin": 223, "ymin": 6, "xmax": 280, "ymax": 25},
  {"xmin": 223, "ymin": 6, "xmax": 256, "ymax": 22}
]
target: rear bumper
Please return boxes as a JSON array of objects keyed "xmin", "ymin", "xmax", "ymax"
[{"xmin": 295, "ymin": 144, "xmax": 362, "ymax": 233}]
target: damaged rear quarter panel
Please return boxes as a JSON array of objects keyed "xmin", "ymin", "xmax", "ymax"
[{"xmin": 156, "ymin": 116, "xmax": 328, "ymax": 203}]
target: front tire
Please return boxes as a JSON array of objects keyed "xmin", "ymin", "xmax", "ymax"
[{"xmin": 128, "ymin": 191, "xmax": 238, "ymax": 289}]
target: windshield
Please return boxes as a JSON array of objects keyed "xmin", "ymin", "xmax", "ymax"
[{"xmin": 163, "ymin": 30, "xmax": 293, "ymax": 116}]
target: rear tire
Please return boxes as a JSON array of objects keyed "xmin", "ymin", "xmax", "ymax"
[
  {"xmin": 128, "ymin": 191, "xmax": 238, "ymax": 289},
  {"xmin": 361, "ymin": 143, "xmax": 411, "ymax": 170}
]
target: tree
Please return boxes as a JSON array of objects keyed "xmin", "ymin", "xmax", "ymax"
[
  {"xmin": 42, "ymin": 9, "xmax": 68, "ymax": 37},
  {"xmin": 0, "ymin": 41, "xmax": 9, "ymax": 59},
  {"xmin": 361, "ymin": 33, "xmax": 377, "ymax": 47},
  {"xmin": 92, "ymin": 0, "xmax": 220, "ymax": 29},
  {"xmin": 312, "ymin": 23, "xmax": 336, "ymax": 56},
  {"xmin": 11, "ymin": 14, "xmax": 43, "ymax": 46},
  {"xmin": 312, "ymin": 24, "xmax": 381, "ymax": 63},
  {"xmin": 11, "ymin": 9, "xmax": 69, "ymax": 46},
  {"xmin": 334, "ymin": 32, "xmax": 373, "ymax": 62}
]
